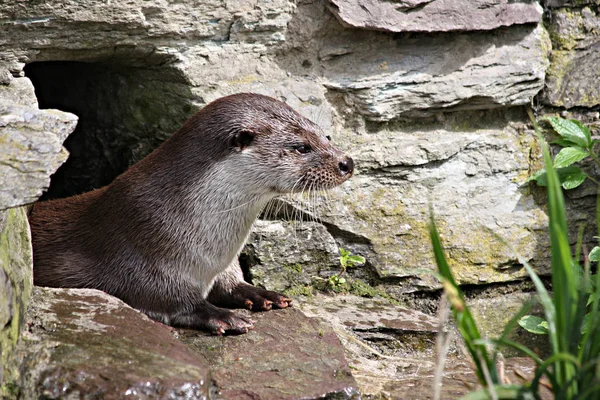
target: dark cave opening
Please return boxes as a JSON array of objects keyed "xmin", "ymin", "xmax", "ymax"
[{"xmin": 24, "ymin": 61, "xmax": 196, "ymax": 200}]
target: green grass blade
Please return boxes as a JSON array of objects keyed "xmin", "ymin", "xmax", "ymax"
[
  {"xmin": 580, "ymin": 384, "xmax": 600, "ymax": 400},
  {"xmin": 473, "ymin": 338, "xmax": 543, "ymax": 365},
  {"xmin": 500, "ymin": 300, "xmax": 533, "ymax": 341},
  {"xmin": 429, "ymin": 210, "xmax": 499, "ymax": 385},
  {"xmin": 579, "ymin": 268, "xmax": 600, "ymax": 362},
  {"xmin": 530, "ymin": 108, "xmax": 580, "ymax": 395},
  {"xmin": 530, "ymin": 352, "xmax": 580, "ymax": 396}
]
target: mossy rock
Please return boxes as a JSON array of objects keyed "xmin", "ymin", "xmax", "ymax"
[{"xmin": 0, "ymin": 207, "xmax": 33, "ymax": 393}]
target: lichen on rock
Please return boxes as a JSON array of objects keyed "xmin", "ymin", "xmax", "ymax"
[{"xmin": 0, "ymin": 207, "xmax": 33, "ymax": 395}]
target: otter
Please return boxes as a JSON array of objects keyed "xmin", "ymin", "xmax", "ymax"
[{"xmin": 30, "ymin": 93, "xmax": 354, "ymax": 335}]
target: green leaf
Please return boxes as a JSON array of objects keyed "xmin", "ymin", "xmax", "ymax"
[
  {"xmin": 544, "ymin": 116, "xmax": 591, "ymax": 148},
  {"xmin": 347, "ymin": 255, "xmax": 365, "ymax": 265},
  {"xmin": 530, "ymin": 166, "xmax": 587, "ymax": 189},
  {"xmin": 526, "ymin": 168, "xmax": 546, "ymax": 183},
  {"xmin": 589, "ymin": 247, "xmax": 600, "ymax": 262},
  {"xmin": 561, "ymin": 167, "xmax": 587, "ymax": 190},
  {"xmin": 587, "ymin": 291, "xmax": 599, "ymax": 306},
  {"xmin": 552, "ymin": 139, "xmax": 580, "ymax": 148},
  {"xmin": 571, "ymin": 119, "xmax": 592, "ymax": 146},
  {"xmin": 582, "ymin": 313, "xmax": 590, "ymax": 335},
  {"xmin": 553, "ymin": 147, "xmax": 589, "ymax": 168},
  {"xmin": 519, "ymin": 315, "xmax": 549, "ymax": 335}
]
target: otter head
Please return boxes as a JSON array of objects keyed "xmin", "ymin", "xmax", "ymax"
[{"xmin": 199, "ymin": 93, "xmax": 354, "ymax": 196}]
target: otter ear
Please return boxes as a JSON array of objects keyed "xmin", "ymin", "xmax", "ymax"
[{"xmin": 232, "ymin": 130, "xmax": 255, "ymax": 152}]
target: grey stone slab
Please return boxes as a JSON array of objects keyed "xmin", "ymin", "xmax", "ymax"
[
  {"xmin": 322, "ymin": 25, "xmax": 550, "ymax": 120},
  {"xmin": 0, "ymin": 99, "xmax": 77, "ymax": 210},
  {"xmin": 327, "ymin": 0, "xmax": 542, "ymax": 33}
]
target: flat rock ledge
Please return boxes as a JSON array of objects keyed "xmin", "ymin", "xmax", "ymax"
[
  {"xmin": 9, "ymin": 287, "xmax": 359, "ymax": 400},
  {"xmin": 327, "ymin": 0, "xmax": 542, "ymax": 33}
]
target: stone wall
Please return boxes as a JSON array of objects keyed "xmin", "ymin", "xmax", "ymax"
[
  {"xmin": 0, "ymin": 77, "xmax": 77, "ymax": 390},
  {"xmin": 1, "ymin": 0, "xmax": 600, "ymax": 395}
]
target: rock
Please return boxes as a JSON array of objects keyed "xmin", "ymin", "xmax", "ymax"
[
  {"xmin": 0, "ymin": 207, "xmax": 32, "ymax": 393},
  {"xmin": 178, "ymin": 307, "xmax": 359, "ymax": 400},
  {"xmin": 318, "ymin": 110, "xmax": 548, "ymax": 289},
  {"xmin": 327, "ymin": 0, "xmax": 542, "ymax": 33},
  {"xmin": 545, "ymin": 0, "xmax": 600, "ymax": 7},
  {"xmin": 297, "ymin": 294, "xmax": 554, "ymax": 399},
  {"xmin": 468, "ymin": 292, "xmax": 549, "ymax": 358},
  {"xmin": 299, "ymin": 294, "xmax": 439, "ymax": 344},
  {"xmin": 243, "ymin": 220, "xmax": 340, "ymax": 293},
  {"xmin": 0, "ymin": 0, "xmax": 294, "ymax": 64},
  {"xmin": 0, "ymin": 99, "xmax": 77, "ymax": 210},
  {"xmin": 10, "ymin": 287, "xmax": 211, "ymax": 399},
  {"xmin": 8, "ymin": 287, "xmax": 359, "ymax": 399},
  {"xmin": 543, "ymin": 6, "xmax": 600, "ymax": 108},
  {"xmin": 0, "ymin": 71, "xmax": 37, "ymax": 107},
  {"xmin": 321, "ymin": 25, "xmax": 550, "ymax": 120},
  {"xmin": 298, "ymin": 294, "xmax": 441, "ymax": 396}
]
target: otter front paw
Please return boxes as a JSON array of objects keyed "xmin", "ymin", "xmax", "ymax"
[
  {"xmin": 170, "ymin": 304, "xmax": 254, "ymax": 335},
  {"xmin": 205, "ymin": 311, "xmax": 254, "ymax": 336},
  {"xmin": 211, "ymin": 283, "xmax": 292, "ymax": 311}
]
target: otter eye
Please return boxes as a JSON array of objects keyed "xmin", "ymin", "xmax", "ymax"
[
  {"xmin": 326, "ymin": 135, "xmax": 331, "ymax": 141},
  {"xmin": 294, "ymin": 144, "xmax": 312, "ymax": 154}
]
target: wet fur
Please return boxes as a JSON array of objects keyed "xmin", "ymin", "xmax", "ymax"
[{"xmin": 30, "ymin": 93, "xmax": 353, "ymax": 334}]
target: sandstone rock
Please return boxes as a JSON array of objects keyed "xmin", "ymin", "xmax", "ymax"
[
  {"xmin": 327, "ymin": 0, "xmax": 542, "ymax": 33},
  {"xmin": 321, "ymin": 25, "xmax": 550, "ymax": 120},
  {"xmin": 543, "ymin": 6, "xmax": 600, "ymax": 108},
  {"xmin": 0, "ymin": 207, "xmax": 32, "ymax": 393},
  {"xmin": 11, "ymin": 287, "xmax": 211, "ymax": 399},
  {"xmin": 0, "ymin": 98, "xmax": 77, "ymax": 210},
  {"xmin": 178, "ymin": 307, "xmax": 359, "ymax": 400}
]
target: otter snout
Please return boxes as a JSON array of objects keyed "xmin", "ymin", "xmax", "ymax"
[{"xmin": 338, "ymin": 156, "xmax": 354, "ymax": 176}]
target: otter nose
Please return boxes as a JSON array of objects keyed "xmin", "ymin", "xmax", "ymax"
[{"xmin": 338, "ymin": 157, "xmax": 354, "ymax": 175}]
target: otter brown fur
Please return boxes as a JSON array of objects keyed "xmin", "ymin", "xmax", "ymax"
[{"xmin": 30, "ymin": 93, "xmax": 354, "ymax": 334}]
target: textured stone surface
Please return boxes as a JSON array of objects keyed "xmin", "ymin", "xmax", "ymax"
[
  {"xmin": 243, "ymin": 219, "xmax": 340, "ymax": 293},
  {"xmin": 468, "ymin": 292, "xmax": 550, "ymax": 358},
  {"xmin": 544, "ymin": 6, "xmax": 600, "ymax": 108},
  {"xmin": 298, "ymin": 294, "xmax": 439, "ymax": 397},
  {"xmin": 0, "ymin": 207, "xmax": 32, "ymax": 394},
  {"xmin": 545, "ymin": 0, "xmax": 600, "ymax": 7},
  {"xmin": 298, "ymin": 294, "xmax": 552, "ymax": 399},
  {"xmin": 0, "ymin": 98, "xmax": 77, "ymax": 210},
  {"xmin": 0, "ymin": 0, "xmax": 555, "ymax": 292},
  {"xmin": 178, "ymin": 307, "xmax": 359, "ymax": 400},
  {"xmin": 320, "ymin": 25, "xmax": 550, "ymax": 120},
  {"xmin": 10, "ymin": 287, "xmax": 211, "ymax": 399},
  {"xmin": 327, "ymin": 0, "xmax": 542, "ymax": 33},
  {"xmin": 300, "ymin": 294, "xmax": 438, "ymax": 337},
  {"xmin": 1, "ymin": 0, "xmax": 598, "ymax": 398},
  {"xmin": 0, "ymin": 0, "xmax": 294, "ymax": 65},
  {"xmin": 317, "ymin": 110, "xmax": 548, "ymax": 288}
]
